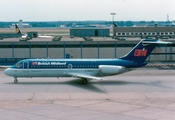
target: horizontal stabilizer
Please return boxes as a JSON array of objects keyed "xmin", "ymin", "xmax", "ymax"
[{"xmin": 142, "ymin": 40, "xmax": 172, "ymax": 46}]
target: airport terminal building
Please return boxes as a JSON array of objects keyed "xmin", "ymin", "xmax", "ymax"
[
  {"xmin": 0, "ymin": 39, "xmax": 174, "ymax": 65},
  {"xmin": 113, "ymin": 25, "xmax": 175, "ymax": 39},
  {"xmin": 0, "ymin": 24, "xmax": 175, "ymax": 65}
]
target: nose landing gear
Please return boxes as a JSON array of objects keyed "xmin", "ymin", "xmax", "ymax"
[{"xmin": 14, "ymin": 78, "xmax": 18, "ymax": 83}]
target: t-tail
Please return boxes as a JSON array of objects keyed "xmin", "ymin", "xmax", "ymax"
[
  {"xmin": 15, "ymin": 24, "xmax": 22, "ymax": 34},
  {"xmin": 120, "ymin": 39, "xmax": 171, "ymax": 64}
]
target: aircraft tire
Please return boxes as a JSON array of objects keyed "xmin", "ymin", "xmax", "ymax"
[
  {"xmin": 82, "ymin": 79, "xmax": 88, "ymax": 84},
  {"xmin": 14, "ymin": 79, "xmax": 18, "ymax": 83}
]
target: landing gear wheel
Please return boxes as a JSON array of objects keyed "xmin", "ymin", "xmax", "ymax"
[
  {"xmin": 82, "ymin": 79, "xmax": 88, "ymax": 84},
  {"xmin": 14, "ymin": 79, "xmax": 18, "ymax": 83}
]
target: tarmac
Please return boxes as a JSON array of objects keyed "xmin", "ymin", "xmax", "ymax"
[{"xmin": 0, "ymin": 67, "xmax": 175, "ymax": 120}]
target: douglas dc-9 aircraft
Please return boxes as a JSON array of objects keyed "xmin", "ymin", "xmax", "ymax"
[{"xmin": 4, "ymin": 39, "xmax": 171, "ymax": 84}]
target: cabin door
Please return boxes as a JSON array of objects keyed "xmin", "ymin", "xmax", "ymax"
[
  {"xmin": 23, "ymin": 62, "xmax": 29, "ymax": 69},
  {"xmin": 22, "ymin": 62, "xmax": 29, "ymax": 76}
]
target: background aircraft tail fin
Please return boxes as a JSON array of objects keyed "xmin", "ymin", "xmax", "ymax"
[
  {"xmin": 120, "ymin": 39, "xmax": 171, "ymax": 63},
  {"xmin": 15, "ymin": 24, "xmax": 22, "ymax": 34}
]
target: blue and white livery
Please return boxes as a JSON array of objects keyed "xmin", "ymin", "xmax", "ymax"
[{"xmin": 4, "ymin": 39, "xmax": 171, "ymax": 83}]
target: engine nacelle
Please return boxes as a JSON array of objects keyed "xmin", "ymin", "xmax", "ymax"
[{"xmin": 99, "ymin": 65, "xmax": 125, "ymax": 75}]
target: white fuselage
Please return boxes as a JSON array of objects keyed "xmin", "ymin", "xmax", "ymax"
[
  {"xmin": 4, "ymin": 68, "xmax": 101, "ymax": 78},
  {"xmin": 4, "ymin": 58, "xmax": 134, "ymax": 79}
]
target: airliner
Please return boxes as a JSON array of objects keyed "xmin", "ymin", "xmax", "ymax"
[
  {"xmin": 0, "ymin": 24, "xmax": 22, "ymax": 39},
  {"xmin": 4, "ymin": 39, "xmax": 171, "ymax": 84}
]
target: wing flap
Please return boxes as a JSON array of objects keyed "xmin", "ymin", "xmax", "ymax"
[{"xmin": 65, "ymin": 73, "xmax": 102, "ymax": 80}]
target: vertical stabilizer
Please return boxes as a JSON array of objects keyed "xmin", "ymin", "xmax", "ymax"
[
  {"xmin": 15, "ymin": 24, "xmax": 22, "ymax": 34},
  {"xmin": 120, "ymin": 39, "xmax": 171, "ymax": 63}
]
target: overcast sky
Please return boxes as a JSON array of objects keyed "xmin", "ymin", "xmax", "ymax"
[{"xmin": 0, "ymin": 0, "xmax": 174, "ymax": 21}]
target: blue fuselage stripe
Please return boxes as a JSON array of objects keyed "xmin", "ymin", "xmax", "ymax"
[{"xmin": 10, "ymin": 58, "xmax": 147, "ymax": 69}]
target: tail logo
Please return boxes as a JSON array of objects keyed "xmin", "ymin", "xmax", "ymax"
[
  {"xmin": 32, "ymin": 62, "xmax": 38, "ymax": 65},
  {"xmin": 16, "ymin": 28, "xmax": 19, "ymax": 33},
  {"xmin": 134, "ymin": 49, "xmax": 147, "ymax": 56}
]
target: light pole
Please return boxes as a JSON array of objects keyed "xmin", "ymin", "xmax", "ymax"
[
  {"xmin": 110, "ymin": 13, "xmax": 116, "ymax": 37},
  {"xmin": 110, "ymin": 13, "xmax": 116, "ymax": 24}
]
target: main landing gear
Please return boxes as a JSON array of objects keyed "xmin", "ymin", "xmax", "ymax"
[
  {"xmin": 14, "ymin": 78, "xmax": 18, "ymax": 83},
  {"xmin": 81, "ymin": 78, "xmax": 88, "ymax": 84}
]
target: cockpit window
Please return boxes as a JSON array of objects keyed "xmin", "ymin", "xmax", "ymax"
[{"xmin": 16, "ymin": 63, "xmax": 22, "ymax": 68}]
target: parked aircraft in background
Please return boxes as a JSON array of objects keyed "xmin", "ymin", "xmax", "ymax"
[
  {"xmin": 21, "ymin": 30, "xmax": 53, "ymax": 41},
  {"xmin": 21, "ymin": 32, "xmax": 53, "ymax": 39},
  {"xmin": 0, "ymin": 24, "xmax": 22, "ymax": 39},
  {"xmin": 4, "ymin": 39, "xmax": 171, "ymax": 84},
  {"xmin": 0, "ymin": 24, "xmax": 53, "ymax": 40}
]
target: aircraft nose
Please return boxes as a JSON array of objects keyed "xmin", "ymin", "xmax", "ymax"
[{"xmin": 4, "ymin": 68, "xmax": 12, "ymax": 76}]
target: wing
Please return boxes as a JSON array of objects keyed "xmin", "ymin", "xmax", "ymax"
[{"xmin": 65, "ymin": 73, "xmax": 102, "ymax": 80}]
